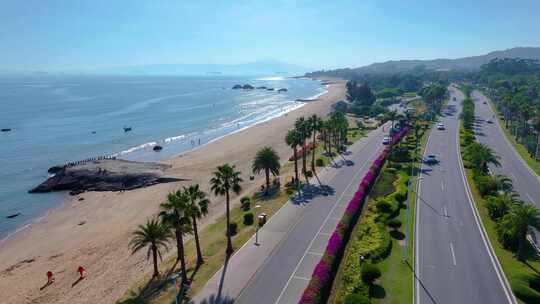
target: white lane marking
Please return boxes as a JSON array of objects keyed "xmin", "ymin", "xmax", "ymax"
[
  {"xmin": 443, "ymin": 206, "xmax": 448, "ymax": 217},
  {"xmin": 526, "ymin": 193, "xmax": 535, "ymax": 204},
  {"xmin": 292, "ymin": 276, "xmax": 311, "ymax": 281},
  {"xmin": 449, "ymin": 242, "xmax": 457, "ymax": 266},
  {"xmin": 306, "ymin": 251, "xmax": 323, "ymax": 256},
  {"xmin": 441, "ymin": 180, "xmax": 445, "ymax": 191},
  {"xmin": 319, "ymin": 232, "xmax": 331, "ymax": 236},
  {"xmin": 273, "ymin": 135, "xmax": 382, "ymax": 304}
]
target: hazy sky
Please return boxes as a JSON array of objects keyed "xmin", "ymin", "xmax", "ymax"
[{"xmin": 1, "ymin": 0, "xmax": 539, "ymax": 71}]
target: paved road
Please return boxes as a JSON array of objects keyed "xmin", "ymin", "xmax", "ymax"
[
  {"xmin": 415, "ymin": 86, "xmax": 513, "ymax": 304},
  {"xmin": 473, "ymin": 90, "xmax": 540, "ymax": 245},
  {"xmin": 193, "ymin": 123, "xmax": 391, "ymax": 304}
]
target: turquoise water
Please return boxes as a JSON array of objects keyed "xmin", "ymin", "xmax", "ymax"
[{"xmin": 0, "ymin": 75, "xmax": 324, "ymax": 238}]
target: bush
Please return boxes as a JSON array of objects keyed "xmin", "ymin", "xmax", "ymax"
[
  {"xmin": 241, "ymin": 196, "xmax": 251, "ymax": 211},
  {"xmin": 316, "ymin": 158, "xmax": 325, "ymax": 167},
  {"xmin": 361, "ymin": 264, "xmax": 381, "ymax": 285},
  {"xmin": 512, "ymin": 277, "xmax": 540, "ymax": 303},
  {"xmin": 387, "ymin": 218, "xmax": 402, "ymax": 230},
  {"xmin": 376, "ymin": 199, "xmax": 393, "ymax": 213},
  {"xmin": 228, "ymin": 222, "xmax": 238, "ymax": 236},
  {"xmin": 305, "ymin": 170, "xmax": 313, "ymax": 178},
  {"xmin": 473, "ymin": 174, "xmax": 497, "ymax": 196},
  {"xmin": 243, "ymin": 213, "xmax": 254, "ymax": 225},
  {"xmin": 394, "ymin": 190, "xmax": 407, "ymax": 205},
  {"xmin": 344, "ymin": 293, "xmax": 370, "ymax": 304}
]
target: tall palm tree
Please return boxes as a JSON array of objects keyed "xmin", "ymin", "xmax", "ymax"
[
  {"xmin": 252, "ymin": 147, "xmax": 281, "ymax": 195},
  {"xmin": 129, "ymin": 219, "xmax": 172, "ymax": 278},
  {"xmin": 184, "ymin": 184, "xmax": 209, "ymax": 266},
  {"xmin": 210, "ymin": 164, "xmax": 243, "ymax": 255},
  {"xmin": 492, "ymin": 174, "xmax": 515, "ymax": 196},
  {"xmin": 465, "ymin": 142, "xmax": 501, "ymax": 173},
  {"xmin": 286, "ymin": 129, "xmax": 301, "ymax": 185},
  {"xmin": 295, "ymin": 117, "xmax": 309, "ymax": 176},
  {"xmin": 309, "ymin": 115, "xmax": 322, "ymax": 173},
  {"xmin": 159, "ymin": 192, "xmax": 192, "ymax": 283},
  {"xmin": 500, "ymin": 203, "xmax": 540, "ymax": 261}
]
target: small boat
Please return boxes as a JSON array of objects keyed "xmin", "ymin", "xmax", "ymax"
[
  {"xmin": 123, "ymin": 126, "xmax": 132, "ymax": 133},
  {"xmin": 6, "ymin": 213, "xmax": 21, "ymax": 219},
  {"xmin": 153, "ymin": 145, "xmax": 163, "ymax": 152},
  {"xmin": 1, "ymin": 128, "xmax": 12, "ymax": 132}
]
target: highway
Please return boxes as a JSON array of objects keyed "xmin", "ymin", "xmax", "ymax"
[
  {"xmin": 194, "ymin": 123, "xmax": 391, "ymax": 304},
  {"xmin": 414, "ymin": 86, "xmax": 513, "ymax": 304},
  {"xmin": 473, "ymin": 90, "xmax": 540, "ymax": 246}
]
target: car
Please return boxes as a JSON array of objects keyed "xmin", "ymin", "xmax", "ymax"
[
  {"xmin": 486, "ymin": 119, "xmax": 493, "ymax": 124},
  {"xmin": 483, "ymin": 101, "xmax": 487, "ymax": 105},
  {"xmin": 382, "ymin": 136, "xmax": 390, "ymax": 145},
  {"xmin": 437, "ymin": 122, "xmax": 445, "ymax": 130},
  {"xmin": 425, "ymin": 154, "xmax": 438, "ymax": 164}
]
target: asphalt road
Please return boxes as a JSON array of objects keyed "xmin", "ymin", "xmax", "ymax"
[
  {"xmin": 235, "ymin": 124, "xmax": 390, "ymax": 304},
  {"xmin": 415, "ymin": 86, "xmax": 513, "ymax": 304},
  {"xmin": 472, "ymin": 90, "xmax": 540, "ymax": 245}
]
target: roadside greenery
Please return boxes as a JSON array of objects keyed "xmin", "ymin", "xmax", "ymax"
[{"xmin": 459, "ymin": 88, "xmax": 540, "ymax": 303}]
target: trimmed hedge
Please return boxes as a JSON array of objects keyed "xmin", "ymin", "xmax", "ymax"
[{"xmin": 299, "ymin": 126, "xmax": 409, "ymax": 304}]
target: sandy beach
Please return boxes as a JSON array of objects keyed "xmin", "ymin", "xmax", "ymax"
[{"xmin": 0, "ymin": 79, "xmax": 345, "ymax": 304}]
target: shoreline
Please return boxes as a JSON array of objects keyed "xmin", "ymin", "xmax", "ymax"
[{"xmin": 0, "ymin": 78, "xmax": 345, "ymax": 304}]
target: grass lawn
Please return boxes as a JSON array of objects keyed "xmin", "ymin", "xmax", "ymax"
[{"xmin": 118, "ymin": 129, "xmax": 368, "ymax": 304}]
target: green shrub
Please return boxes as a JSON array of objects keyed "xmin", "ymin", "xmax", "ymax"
[
  {"xmin": 228, "ymin": 222, "xmax": 238, "ymax": 236},
  {"xmin": 473, "ymin": 174, "xmax": 497, "ymax": 196},
  {"xmin": 361, "ymin": 264, "xmax": 381, "ymax": 285},
  {"xmin": 376, "ymin": 199, "xmax": 393, "ymax": 213},
  {"xmin": 387, "ymin": 218, "xmax": 402, "ymax": 230},
  {"xmin": 241, "ymin": 196, "xmax": 251, "ymax": 211},
  {"xmin": 305, "ymin": 170, "xmax": 313, "ymax": 178},
  {"xmin": 243, "ymin": 213, "xmax": 254, "ymax": 225},
  {"xmin": 394, "ymin": 190, "xmax": 407, "ymax": 204},
  {"xmin": 344, "ymin": 293, "xmax": 371, "ymax": 304},
  {"xmin": 316, "ymin": 158, "xmax": 325, "ymax": 167},
  {"xmin": 512, "ymin": 277, "xmax": 540, "ymax": 303}
]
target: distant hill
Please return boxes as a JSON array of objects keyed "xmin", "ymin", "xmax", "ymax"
[
  {"xmin": 96, "ymin": 60, "xmax": 312, "ymax": 76},
  {"xmin": 308, "ymin": 47, "xmax": 540, "ymax": 76}
]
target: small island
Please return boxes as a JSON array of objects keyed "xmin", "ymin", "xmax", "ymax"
[{"xmin": 30, "ymin": 159, "xmax": 183, "ymax": 194}]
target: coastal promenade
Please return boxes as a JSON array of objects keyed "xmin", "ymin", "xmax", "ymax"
[{"xmin": 193, "ymin": 122, "xmax": 389, "ymax": 303}]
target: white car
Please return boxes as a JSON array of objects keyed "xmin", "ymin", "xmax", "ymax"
[
  {"xmin": 382, "ymin": 136, "xmax": 390, "ymax": 145},
  {"xmin": 437, "ymin": 122, "xmax": 445, "ymax": 130}
]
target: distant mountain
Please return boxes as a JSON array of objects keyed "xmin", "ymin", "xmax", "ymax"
[
  {"xmin": 96, "ymin": 60, "xmax": 312, "ymax": 76},
  {"xmin": 309, "ymin": 47, "xmax": 540, "ymax": 76}
]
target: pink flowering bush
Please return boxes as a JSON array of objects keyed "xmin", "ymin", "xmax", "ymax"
[{"xmin": 299, "ymin": 125, "xmax": 409, "ymax": 304}]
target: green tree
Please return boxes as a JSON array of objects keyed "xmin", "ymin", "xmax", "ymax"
[
  {"xmin": 286, "ymin": 129, "xmax": 302, "ymax": 186},
  {"xmin": 309, "ymin": 114, "xmax": 322, "ymax": 173},
  {"xmin": 295, "ymin": 117, "xmax": 311, "ymax": 177},
  {"xmin": 210, "ymin": 164, "xmax": 243, "ymax": 255},
  {"xmin": 159, "ymin": 192, "xmax": 192, "ymax": 283},
  {"xmin": 465, "ymin": 142, "xmax": 501, "ymax": 173},
  {"xmin": 252, "ymin": 146, "xmax": 281, "ymax": 195},
  {"xmin": 183, "ymin": 184, "xmax": 210, "ymax": 266},
  {"xmin": 499, "ymin": 202, "xmax": 540, "ymax": 261},
  {"xmin": 129, "ymin": 219, "xmax": 172, "ymax": 278}
]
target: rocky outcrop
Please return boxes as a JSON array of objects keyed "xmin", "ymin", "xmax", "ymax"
[
  {"xmin": 242, "ymin": 84, "xmax": 254, "ymax": 90},
  {"xmin": 277, "ymin": 88, "xmax": 288, "ymax": 92},
  {"xmin": 232, "ymin": 84, "xmax": 243, "ymax": 89},
  {"xmin": 30, "ymin": 159, "xmax": 183, "ymax": 194}
]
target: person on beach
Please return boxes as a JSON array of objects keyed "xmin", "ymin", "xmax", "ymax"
[
  {"xmin": 47, "ymin": 271, "xmax": 54, "ymax": 284},
  {"xmin": 77, "ymin": 266, "xmax": 86, "ymax": 279}
]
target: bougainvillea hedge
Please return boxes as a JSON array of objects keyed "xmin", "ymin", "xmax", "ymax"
[{"xmin": 299, "ymin": 126, "xmax": 410, "ymax": 304}]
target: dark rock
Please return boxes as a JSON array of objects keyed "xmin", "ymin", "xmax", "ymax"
[
  {"xmin": 30, "ymin": 159, "xmax": 183, "ymax": 194},
  {"xmin": 242, "ymin": 84, "xmax": 254, "ymax": 90},
  {"xmin": 1, "ymin": 128, "xmax": 11, "ymax": 132},
  {"xmin": 78, "ymin": 197, "xmax": 85, "ymax": 201},
  {"xmin": 232, "ymin": 84, "xmax": 242, "ymax": 89},
  {"xmin": 277, "ymin": 88, "xmax": 288, "ymax": 92},
  {"xmin": 153, "ymin": 145, "xmax": 163, "ymax": 152},
  {"xmin": 48, "ymin": 165, "xmax": 65, "ymax": 174},
  {"xmin": 6, "ymin": 213, "xmax": 21, "ymax": 219},
  {"xmin": 267, "ymin": 88, "xmax": 275, "ymax": 91},
  {"xmin": 256, "ymin": 86, "xmax": 267, "ymax": 89}
]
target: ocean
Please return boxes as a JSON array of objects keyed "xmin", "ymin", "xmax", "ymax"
[{"xmin": 0, "ymin": 75, "xmax": 325, "ymax": 239}]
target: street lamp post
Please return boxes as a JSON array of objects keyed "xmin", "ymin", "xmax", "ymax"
[{"xmin": 254, "ymin": 205, "xmax": 261, "ymax": 246}]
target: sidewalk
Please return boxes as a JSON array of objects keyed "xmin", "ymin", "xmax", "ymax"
[{"xmin": 191, "ymin": 124, "xmax": 388, "ymax": 304}]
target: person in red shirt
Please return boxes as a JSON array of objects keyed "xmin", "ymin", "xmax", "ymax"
[
  {"xmin": 77, "ymin": 266, "xmax": 85, "ymax": 279},
  {"xmin": 46, "ymin": 271, "xmax": 54, "ymax": 284}
]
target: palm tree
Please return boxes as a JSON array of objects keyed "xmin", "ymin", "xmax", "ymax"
[
  {"xmin": 500, "ymin": 203, "xmax": 540, "ymax": 261},
  {"xmin": 129, "ymin": 219, "xmax": 172, "ymax": 278},
  {"xmin": 210, "ymin": 164, "xmax": 243, "ymax": 255},
  {"xmin": 465, "ymin": 142, "xmax": 501, "ymax": 173},
  {"xmin": 252, "ymin": 147, "xmax": 281, "ymax": 195},
  {"xmin": 159, "ymin": 192, "xmax": 192, "ymax": 283},
  {"xmin": 309, "ymin": 115, "xmax": 322, "ymax": 173},
  {"xmin": 184, "ymin": 184, "xmax": 210, "ymax": 266},
  {"xmin": 295, "ymin": 117, "xmax": 310, "ymax": 176},
  {"xmin": 286, "ymin": 129, "xmax": 301, "ymax": 185},
  {"xmin": 492, "ymin": 174, "xmax": 515, "ymax": 196}
]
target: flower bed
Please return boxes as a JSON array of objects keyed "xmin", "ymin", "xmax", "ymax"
[{"xmin": 299, "ymin": 126, "xmax": 409, "ymax": 304}]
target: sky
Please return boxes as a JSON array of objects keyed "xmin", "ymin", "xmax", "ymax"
[{"xmin": 1, "ymin": 0, "xmax": 539, "ymax": 71}]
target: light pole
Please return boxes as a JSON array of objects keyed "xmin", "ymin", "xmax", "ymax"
[
  {"xmin": 254, "ymin": 205, "xmax": 261, "ymax": 246},
  {"xmin": 169, "ymin": 273, "xmax": 179, "ymax": 304}
]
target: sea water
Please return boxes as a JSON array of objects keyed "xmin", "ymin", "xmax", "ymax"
[{"xmin": 0, "ymin": 75, "xmax": 325, "ymax": 239}]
